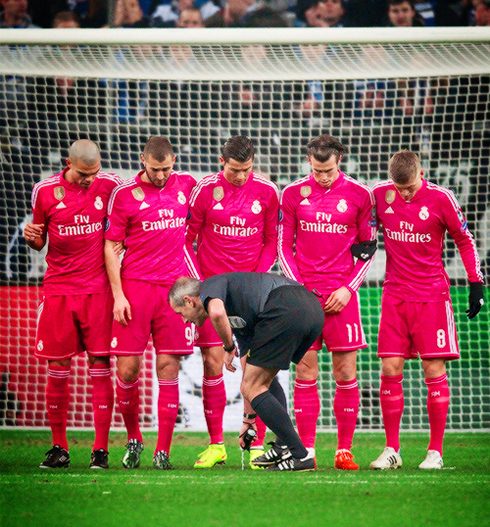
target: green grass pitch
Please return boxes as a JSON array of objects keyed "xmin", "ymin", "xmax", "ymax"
[{"xmin": 0, "ymin": 430, "xmax": 488, "ymax": 527}]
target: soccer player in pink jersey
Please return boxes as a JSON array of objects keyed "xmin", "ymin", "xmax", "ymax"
[
  {"xmin": 371, "ymin": 150, "xmax": 484, "ymax": 470},
  {"xmin": 104, "ymin": 136, "xmax": 196, "ymax": 470},
  {"xmin": 279, "ymin": 134, "xmax": 377, "ymax": 470},
  {"xmin": 23, "ymin": 139, "xmax": 122, "ymax": 469},
  {"xmin": 185, "ymin": 135, "xmax": 279, "ymax": 468}
]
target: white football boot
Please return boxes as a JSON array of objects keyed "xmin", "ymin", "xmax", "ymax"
[
  {"xmin": 370, "ymin": 447, "xmax": 402, "ymax": 470},
  {"xmin": 418, "ymin": 450, "xmax": 443, "ymax": 469}
]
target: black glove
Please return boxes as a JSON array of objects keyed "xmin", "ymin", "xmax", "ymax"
[
  {"xmin": 466, "ymin": 282, "xmax": 484, "ymax": 319},
  {"xmin": 351, "ymin": 240, "xmax": 377, "ymax": 261}
]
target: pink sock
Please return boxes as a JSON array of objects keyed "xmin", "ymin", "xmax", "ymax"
[
  {"xmin": 426, "ymin": 374, "xmax": 450, "ymax": 456},
  {"xmin": 293, "ymin": 379, "xmax": 320, "ymax": 449},
  {"xmin": 46, "ymin": 365, "xmax": 71, "ymax": 450},
  {"xmin": 203, "ymin": 374, "xmax": 226, "ymax": 444},
  {"xmin": 89, "ymin": 364, "xmax": 114, "ymax": 451},
  {"xmin": 254, "ymin": 416, "xmax": 266, "ymax": 448},
  {"xmin": 380, "ymin": 374, "xmax": 404, "ymax": 452},
  {"xmin": 116, "ymin": 375, "xmax": 143, "ymax": 443},
  {"xmin": 334, "ymin": 379, "xmax": 360, "ymax": 451},
  {"xmin": 156, "ymin": 378, "xmax": 179, "ymax": 454}
]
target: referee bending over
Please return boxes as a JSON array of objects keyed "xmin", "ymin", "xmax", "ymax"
[{"xmin": 168, "ymin": 272, "xmax": 324, "ymax": 471}]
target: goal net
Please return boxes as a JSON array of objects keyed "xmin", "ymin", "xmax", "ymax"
[{"xmin": 0, "ymin": 28, "xmax": 488, "ymax": 432}]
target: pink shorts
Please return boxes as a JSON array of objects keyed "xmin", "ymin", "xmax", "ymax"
[
  {"xmin": 311, "ymin": 291, "xmax": 367, "ymax": 352},
  {"xmin": 35, "ymin": 292, "xmax": 113, "ymax": 361},
  {"xmin": 111, "ymin": 279, "xmax": 194, "ymax": 356},
  {"xmin": 378, "ymin": 294, "xmax": 459, "ymax": 360},
  {"xmin": 193, "ymin": 317, "xmax": 223, "ymax": 348}
]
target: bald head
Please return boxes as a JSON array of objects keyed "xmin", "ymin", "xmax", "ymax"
[{"xmin": 68, "ymin": 140, "xmax": 101, "ymax": 166}]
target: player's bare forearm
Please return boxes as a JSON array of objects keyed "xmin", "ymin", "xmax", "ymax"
[
  {"xmin": 23, "ymin": 222, "xmax": 46, "ymax": 251},
  {"xmin": 104, "ymin": 239, "xmax": 131, "ymax": 324},
  {"xmin": 104, "ymin": 240, "xmax": 123, "ymax": 295},
  {"xmin": 323, "ymin": 286, "xmax": 352, "ymax": 314}
]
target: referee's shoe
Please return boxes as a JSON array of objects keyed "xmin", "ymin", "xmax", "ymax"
[
  {"xmin": 267, "ymin": 450, "xmax": 316, "ymax": 472},
  {"xmin": 250, "ymin": 442, "xmax": 290, "ymax": 468}
]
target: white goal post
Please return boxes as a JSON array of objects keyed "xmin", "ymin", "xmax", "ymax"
[{"xmin": 0, "ymin": 27, "xmax": 488, "ymax": 432}]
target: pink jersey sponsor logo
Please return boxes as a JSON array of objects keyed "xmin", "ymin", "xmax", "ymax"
[
  {"xmin": 373, "ymin": 179, "xmax": 483, "ymax": 302},
  {"xmin": 279, "ymin": 172, "xmax": 376, "ymax": 293},
  {"xmin": 58, "ymin": 214, "xmax": 104, "ymax": 236},
  {"xmin": 142, "ymin": 211, "xmax": 186, "ymax": 232}
]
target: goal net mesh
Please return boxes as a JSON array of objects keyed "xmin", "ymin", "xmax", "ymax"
[{"xmin": 0, "ymin": 29, "xmax": 488, "ymax": 432}]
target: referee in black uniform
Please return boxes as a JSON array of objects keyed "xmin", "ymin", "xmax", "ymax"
[{"xmin": 168, "ymin": 272, "xmax": 324, "ymax": 471}]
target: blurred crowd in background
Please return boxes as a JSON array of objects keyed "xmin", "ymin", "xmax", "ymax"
[{"xmin": 0, "ymin": 0, "xmax": 489, "ymax": 30}]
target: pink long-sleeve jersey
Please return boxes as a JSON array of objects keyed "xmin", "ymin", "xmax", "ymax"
[
  {"xmin": 279, "ymin": 172, "xmax": 376, "ymax": 294},
  {"xmin": 105, "ymin": 171, "xmax": 196, "ymax": 285},
  {"xmin": 373, "ymin": 179, "xmax": 483, "ymax": 301},
  {"xmin": 185, "ymin": 171, "xmax": 279, "ymax": 279},
  {"xmin": 31, "ymin": 169, "xmax": 122, "ymax": 295}
]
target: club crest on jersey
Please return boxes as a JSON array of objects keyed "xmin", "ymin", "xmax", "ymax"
[
  {"xmin": 111, "ymin": 337, "xmax": 118, "ymax": 348},
  {"xmin": 37, "ymin": 340, "xmax": 43, "ymax": 352},
  {"xmin": 94, "ymin": 196, "xmax": 103, "ymax": 210},
  {"xmin": 300, "ymin": 186, "xmax": 312, "ymax": 198},
  {"xmin": 213, "ymin": 186, "xmax": 224, "ymax": 202},
  {"xmin": 178, "ymin": 191, "xmax": 187, "ymax": 205},
  {"xmin": 132, "ymin": 187, "xmax": 145, "ymax": 201},
  {"xmin": 54, "ymin": 186, "xmax": 65, "ymax": 201},
  {"xmin": 385, "ymin": 190, "xmax": 396, "ymax": 204},
  {"xmin": 419, "ymin": 206, "xmax": 429, "ymax": 220},
  {"xmin": 251, "ymin": 200, "xmax": 262, "ymax": 214},
  {"xmin": 337, "ymin": 199, "xmax": 347, "ymax": 213}
]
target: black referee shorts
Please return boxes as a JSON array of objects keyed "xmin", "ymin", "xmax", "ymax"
[{"xmin": 246, "ymin": 286, "xmax": 324, "ymax": 370}]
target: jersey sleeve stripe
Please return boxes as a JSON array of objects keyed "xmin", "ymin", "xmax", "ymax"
[
  {"xmin": 31, "ymin": 176, "xmax": 61, "ymax": 208},
  {"xmin": 426, "ymin": 182, "xmax": 461, "ymax": 211},
  {"xmin": 347, "ymin": 257, "xmax": 374, "ymax": 291},
  {"xmin": 428, "ymin": 183, "xmax": 484, "ymax": 282},
  {"xmin": 189, "ymin": 173, "xmax": 219, "ymax": 207},
  {"xmin": 97, "ymin": 172, "xmax": 123, "ymax": 185},
  {"xmin": 107, "ymin": 177, "xmax": 136, "ymax": 214},
  {"xmin": 280, "ymin": 176, "xmax": 310, "ymax": 197},
  {"xmin": 252, "ymin": 173, "xmax": 279, "ymax": 194},
  {"xmin": 184, "ymin": 246, "xmax": 201, "ymax": 279},
  {"xmin": 277, "ymin": 223, "xmax": 299, "ymax": 281}
]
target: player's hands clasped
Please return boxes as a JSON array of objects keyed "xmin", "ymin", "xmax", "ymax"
[
  {"xmin": 23, "ymin": 222, "xmax": 44, "ymax": 241},
  {"xmin": 323, "ymin": 286, "xmax": 352, "ymax": 314},
  {"xmin": 466, "ymin": 282, "xmax": 484, "ymax": 319}
]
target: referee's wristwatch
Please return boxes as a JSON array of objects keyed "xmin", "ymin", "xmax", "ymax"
[{"xmin": 223, "ymin": 343, "xmax": 236, "ymax": 353}]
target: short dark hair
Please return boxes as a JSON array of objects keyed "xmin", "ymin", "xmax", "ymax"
[
  {"xmin": 307, "ymin": 134, "xmax": 346, "ymax": 163},
  {"xmin": 389, "ymin": 149, "xmax": 421, "ymax": 184},
  {"xmin": 143, "ymin": 136, "xmax": 174, "ymax": 161},
  {"xmin": 296, "ymin": 0, "xmax": 325, "ymax": 22},
  {"xmin": 388, "ymin": 0, "xmax": 415, "ymax": 7},
  {"xmin": 221, "ymin": 135, "xmax": 255, "ymax": 163}
]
